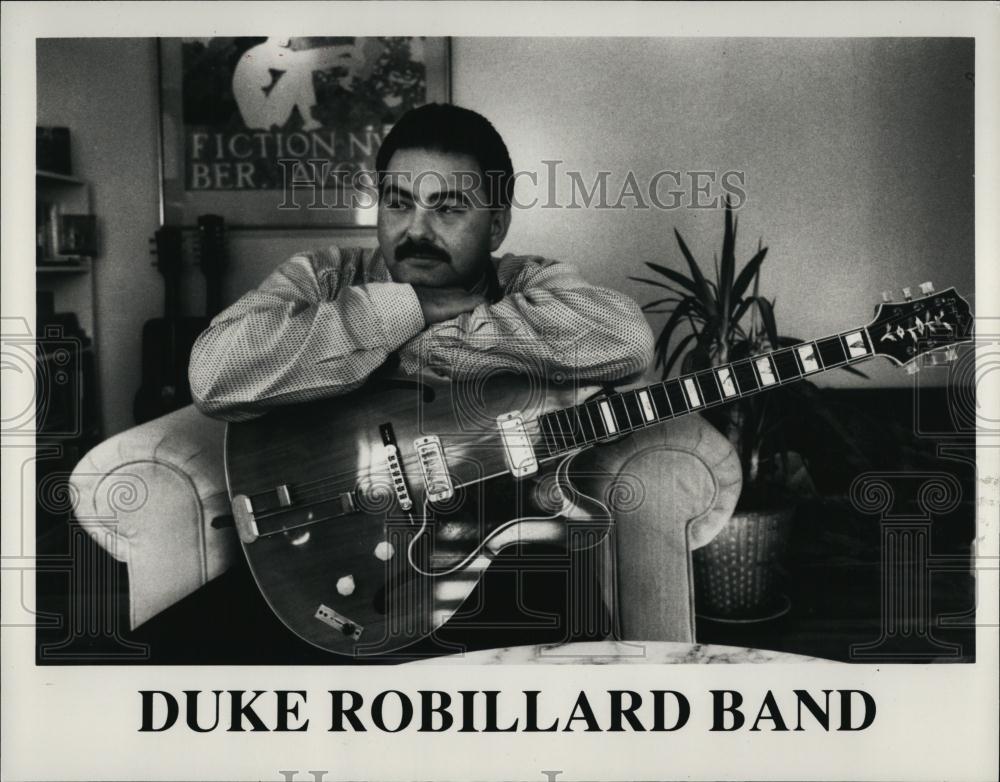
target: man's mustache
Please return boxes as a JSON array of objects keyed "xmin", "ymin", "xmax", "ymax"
[{"xmin": 395, "ymin": 239, "xmax": 451, "ymax": 264}]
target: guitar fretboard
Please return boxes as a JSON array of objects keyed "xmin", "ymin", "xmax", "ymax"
[{"xmin": 536, "ymin": 327, "xmax": 875, "ymax": 456}]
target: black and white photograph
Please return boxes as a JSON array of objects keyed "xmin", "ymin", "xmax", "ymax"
[{"xmin": 3, "ymin": 2, "xmax": 998, "ymax": 781}]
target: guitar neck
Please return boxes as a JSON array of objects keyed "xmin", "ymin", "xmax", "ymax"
[
  {"xmin": 196, "ymin": 214, "xmax": 227, "ymax": 319},
  {"xmin": 536, "ymin": 325, "xmax": 876, "ymax": 458},
  {"xmin": 205, "ymin": 277, "xmax": 224, "ymax": 319},
  {"xmin": 152, "ymin": 226, "xmax": 184, "ymax": 320}
]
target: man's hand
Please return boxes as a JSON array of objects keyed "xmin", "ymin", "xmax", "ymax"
[{"xmin": 412, "ymin": 286, "xmax": 486, "ymax": 325}]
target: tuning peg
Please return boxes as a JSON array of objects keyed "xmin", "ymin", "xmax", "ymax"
[
  {"xmin": 919, "ymin": 281, "xmax": 935, "ymax": 295},
  {"xmin": 906, "ymin": 363, "xmax": 920, "ymax": 375},
  {"xmin": 902, "ymin": 287, "xmax": 913, "ymax": 301},
  {"xmin": 945, "ymin": 347, "xmax": 958, "ymax": 363},
  {"xmin": 881, "ymin": 290, "xmax": 893, "ymax": 303}
]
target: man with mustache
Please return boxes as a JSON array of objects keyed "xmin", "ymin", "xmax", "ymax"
[
  {"xmin": 190, "ymin": 104, "xmax": 653, "ymax": 420},
  {"xmin": 188, "ymin": 103, "xmax": 656, "ymax": 654}
]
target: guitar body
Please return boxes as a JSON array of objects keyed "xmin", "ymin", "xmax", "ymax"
[{"xmin": 225, "ymin": 372, "xmax": 612, "ymax": 658}]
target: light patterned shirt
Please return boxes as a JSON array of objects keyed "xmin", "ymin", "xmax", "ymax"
[{"xmin": 188, "ymin": 246, "xmax": 654, "ymax": 421}]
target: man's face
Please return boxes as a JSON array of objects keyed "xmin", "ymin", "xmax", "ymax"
[{"xmin": 377, "ymin": 148, "xmax": 510, "ymax": 289}]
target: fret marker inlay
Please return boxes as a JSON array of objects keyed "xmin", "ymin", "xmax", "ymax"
[
  {"xmin": 683, "ymin": 377, "xmax": 702, "ymax": 408},
  {"xmin": 638, "ymin": 390, "xmax": 656, "ymax": 422},
  {"xmin": 755, "ymin": 357, "xmax": 777, "ymax": 386},
  {"xmin": 599, "ymin": 400, "xmax": 617, "ymax": 435},
  {"xmin": 717, "ymin": 367, "xmax": 738, "ymax": 397},
  {"xmin": 844, "ymin": 331, "xmax": 869, "ymax": 358},
  {"xmin": 797, "ymin": 344, "xmax": 820, "ymax": 373}
]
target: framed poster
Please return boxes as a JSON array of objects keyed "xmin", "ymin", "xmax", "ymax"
[{"xmin": 157, "ymin": 37, "xmax": 451, "ymax": 228}]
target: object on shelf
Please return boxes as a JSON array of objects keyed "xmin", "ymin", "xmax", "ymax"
[
  {"xmin": 36, "ymin": 200, "xmax": 94, "ymax": 264},
  {"xmin": 36, "ymin": 199, "xmax": 52, "ymax": 261},
  {"xmin": 36, "ymin": 200, "xmax": 64, "ymax": 262},
  {"xmin": 36, "ymin": 126, "xmax": 72, "ymax": 175},
  {"xmin": 58, "ymin": 214, "xmax": 98, "ymax": 257}
]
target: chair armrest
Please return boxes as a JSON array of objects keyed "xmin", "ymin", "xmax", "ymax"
[
  {"xmin": 570, "ymin": 413, "xmax": 742, "ymax": 641},
  {"xmin": 69, "ymin": 405, "xmax": 238, "ymax": 629}
]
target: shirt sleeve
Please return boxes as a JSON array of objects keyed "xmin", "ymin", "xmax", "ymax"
[
  {"xmin": 400, "ymin": 254, "xmax": 654, "ymax": 385},
  {"xmin": 188, "ymin": 250, "xmax": 425, "ymax": 421}
]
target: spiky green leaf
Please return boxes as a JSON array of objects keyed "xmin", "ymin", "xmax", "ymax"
[
  {"xmin": 628, "ymin": 276, "xmax": 687, "ymax": 296},
  {"xmin": 643, "ymin": 263, "xmax": 697, "ymax": 295},
  {"xmin": 673, "ymin": 229, "xmax": 717, "ymax": 318},
  {"xmin": 720, "ymin": 199, "xmax": 736, "ymax": 321},
  {"xmin": 640, "ymin": 297, "xmax": 683, "ymax": 311},
  {"xmin": 753, "ymin": 296, "xmax": 780, "ymax": 348},
  {"xmin": 731, "ymin": 246, "xmax": 768, "ymax": 304}
]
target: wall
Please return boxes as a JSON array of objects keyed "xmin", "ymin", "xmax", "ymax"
[
  {"xmin": 454, "ymin": 37, "xmax": 975, "ymax": 386},
  {"xmin": 36, "ymin": 37, "xmax": 974, "ymax": 437}
]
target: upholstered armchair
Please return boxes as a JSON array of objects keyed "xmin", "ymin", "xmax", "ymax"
[{"xmin": 69, "ymin": 402, "xmax": 740, "ymax": 643}]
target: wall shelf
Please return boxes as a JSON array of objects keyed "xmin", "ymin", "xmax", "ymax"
[
  {"xmin": 36, "ymin": 260, "xmax": 91, "ymax": 274},
  {"xmin": 37, "ymin": 169, "xmax": 87, "ymax": 186}
]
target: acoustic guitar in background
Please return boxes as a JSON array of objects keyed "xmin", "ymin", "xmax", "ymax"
[
  {"xmin": 224, "ymin": 284, "xmax": 974, "ymax": 658},
  {"xmin": 133, "ymin": 214, "xmax": 227, "ymax": 424}
]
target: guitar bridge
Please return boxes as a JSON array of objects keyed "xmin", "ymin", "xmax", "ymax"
[{"xmin": 380, "ymin": 423, "xmax": 413, "ymax": 511}]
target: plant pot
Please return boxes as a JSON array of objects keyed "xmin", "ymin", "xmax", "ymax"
[{"xmin": 693, "ymin": 506, "xmax": 795, "ymax": 621}]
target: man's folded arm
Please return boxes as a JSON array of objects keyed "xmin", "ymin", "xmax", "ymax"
[
  {"xmin": 188, "ymin": 254, "xmax": 425, "ymax": 421},
  {"xmin": 411, "ymin": 256, "xmax": 654, "ymax": 383}
]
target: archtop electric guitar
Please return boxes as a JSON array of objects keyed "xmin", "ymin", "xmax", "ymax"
[{"xmin": 224, "ymin": 284, "xmax": 973, "ymax": 657}]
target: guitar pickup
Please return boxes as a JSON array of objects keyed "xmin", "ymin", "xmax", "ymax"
[
  {"xmin": 413, "ymin": 436, "xmax": 454, "ymax": 503},
  {"xmin": 496, "ymin": 411, "xmax": 538, "ymax": 477}
]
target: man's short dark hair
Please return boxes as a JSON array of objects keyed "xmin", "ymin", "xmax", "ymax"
[{"xmin": 375, "ymin": 103, "xmax": 514, "ymax": 209}]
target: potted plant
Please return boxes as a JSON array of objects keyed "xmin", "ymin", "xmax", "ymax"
[{"xmin": 632, "ymin": 199, "xmax": 865, "ymax": 620}]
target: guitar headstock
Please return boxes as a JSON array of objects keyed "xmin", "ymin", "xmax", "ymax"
[
  {"xmin": 195, "ymin": 214, "xmax": 227, "ymax": 274},
  {"xmin": 867, "ymin": 283, "xmax": 973, "ymax": 367},
  {"xmin": 149, "ymin": 225, "xmax": 184, "ymax": 280}
]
